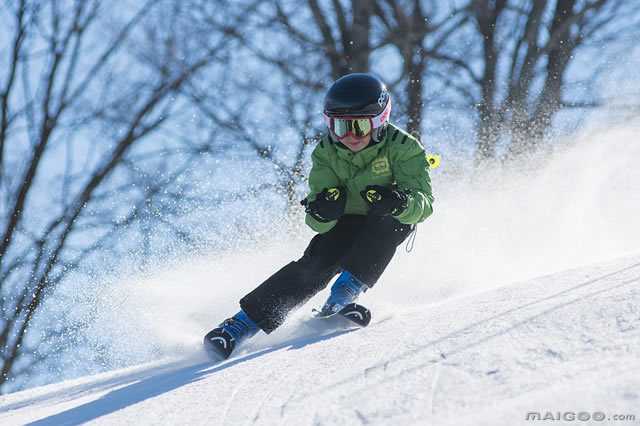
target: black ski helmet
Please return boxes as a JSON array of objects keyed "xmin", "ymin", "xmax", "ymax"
[{"xmin": 324, "ymin": 73, "xmax": 390, "ymax": 118}]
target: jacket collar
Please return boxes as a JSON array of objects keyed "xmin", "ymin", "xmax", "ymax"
[{"xmin": 331, "ymin": 134, "xmax": 388, "ymax": 169}]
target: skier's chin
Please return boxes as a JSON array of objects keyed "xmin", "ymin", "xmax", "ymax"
[{"xmin": 342, "ymin": 136, "xmax": 371, "ymax": 152}]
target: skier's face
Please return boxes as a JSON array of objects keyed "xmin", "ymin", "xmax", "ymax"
[{"xmin": 340, "ymin": 134, "xmax": 372, "ymax": 152}]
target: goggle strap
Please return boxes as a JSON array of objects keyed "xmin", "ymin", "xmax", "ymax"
[
  {"xmin": 370, "ymin": 98, "xmax": 391, "ymax": 128},
  {"xmin": 323, "ymin": 114, "xmax": 332, "ymax": 128}
]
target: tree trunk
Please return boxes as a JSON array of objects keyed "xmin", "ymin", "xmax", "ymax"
[
  {"xmin": 345, "ymin": 0, "xmax": 372, "ymax": 73},
  {"xmin": 405, "ymin": 55, "xmax": 425, "ymax": 136}
]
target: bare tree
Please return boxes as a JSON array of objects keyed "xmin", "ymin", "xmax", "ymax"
[
  {"xmin": 372, "ymin": 1, "xmax": 467, "ymax": 135},
  {"xmin": 269, "ymin": 0, "xmax": 374, "ymax": 79},
  {"xmin": 179, "ymin": 0, "xmax": 337, "ymax": 217},
  {"xmin": 434, "ymin": 0, "xmax": 640, "ymax": 162},
  {"xmin": 0, "ymin": 0, "xmax": 230, "ymax": 391}
]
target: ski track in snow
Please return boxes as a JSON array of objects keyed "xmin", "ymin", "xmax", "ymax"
[{"xmin": 1, "ymin": 254, "xmax": 639, "ymax": 425}]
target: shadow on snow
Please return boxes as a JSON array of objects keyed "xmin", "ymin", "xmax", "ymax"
[{"xmin": 24, "ymin": 328, "xmax": 358, "ymax": 426}]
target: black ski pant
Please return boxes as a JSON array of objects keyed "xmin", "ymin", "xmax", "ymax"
[{"xmin": 240, "ymin": 214, "xmax": 414, "ymax": 333}]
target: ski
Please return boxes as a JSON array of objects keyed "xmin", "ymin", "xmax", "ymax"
[
  {"xmin": 312, "ymin": 302, "xmax": 372, "ymax": 327},
  {"xmin": 203, "ymin": 328, "xmax": 235, "ymax": 362}
]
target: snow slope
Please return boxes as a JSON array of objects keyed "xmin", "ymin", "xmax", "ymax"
[{"xmin": 1, "ymin": 253, "xmax": 639, "ymax": 426}]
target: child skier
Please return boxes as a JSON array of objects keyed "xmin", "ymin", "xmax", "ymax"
[{"xmin": 204, "ymin": 73, "xmax": 434, "ymax": 360}]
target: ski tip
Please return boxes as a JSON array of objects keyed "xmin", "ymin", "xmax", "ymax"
[
  {"xmin": 203, "ymin": 330, "xmax": 234, "ymax": 362},
  {"xmin": 311, "ymin": 303, "xmax": 372, "ymax": 327},
  {"xmin": 339, "ymin": 303, "xmax": 372, "ymax": 327}
]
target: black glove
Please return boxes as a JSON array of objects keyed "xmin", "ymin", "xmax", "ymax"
[
  {"xmin": 301, "ymin": 186, "xmax": 346, "ymax": 222},
  {"xmin": 360, "ymin": 185, "xmax": 408, "ymax": 216}
]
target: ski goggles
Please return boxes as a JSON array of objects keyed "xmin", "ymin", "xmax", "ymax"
[
  {"xmin": 327, "ymin": 117, "xmax": 373, "ymax": 139},
  {"xmin": 323, "ymin": 98, "xmax": 391, "ymax": 139}
]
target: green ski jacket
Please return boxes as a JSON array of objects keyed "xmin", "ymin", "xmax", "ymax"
[{"xmin": 305, "ymin": 123, "xmax": 434, "ymax": 233}]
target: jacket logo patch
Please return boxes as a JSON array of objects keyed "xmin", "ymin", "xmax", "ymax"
[{"xmin": 372, "ymin": 157, "xmax": 391, "ymax": 175}]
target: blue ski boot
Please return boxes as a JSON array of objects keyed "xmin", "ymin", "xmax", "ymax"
[
  {"xmin": 203, "ymin": 309, "xmax": 259, "ymax": 361},
  {"xmin": 318, "ymin": 270, "xmax": 368, "ymax": 317}
]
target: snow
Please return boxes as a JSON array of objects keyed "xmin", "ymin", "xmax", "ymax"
[
  {"xmin": 1, "ymin": 125, "xmax": 640, "ymax": 424},
  {"xmin": 1, "ymin": 254, "xmax": 639, "ymax": 425}
]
